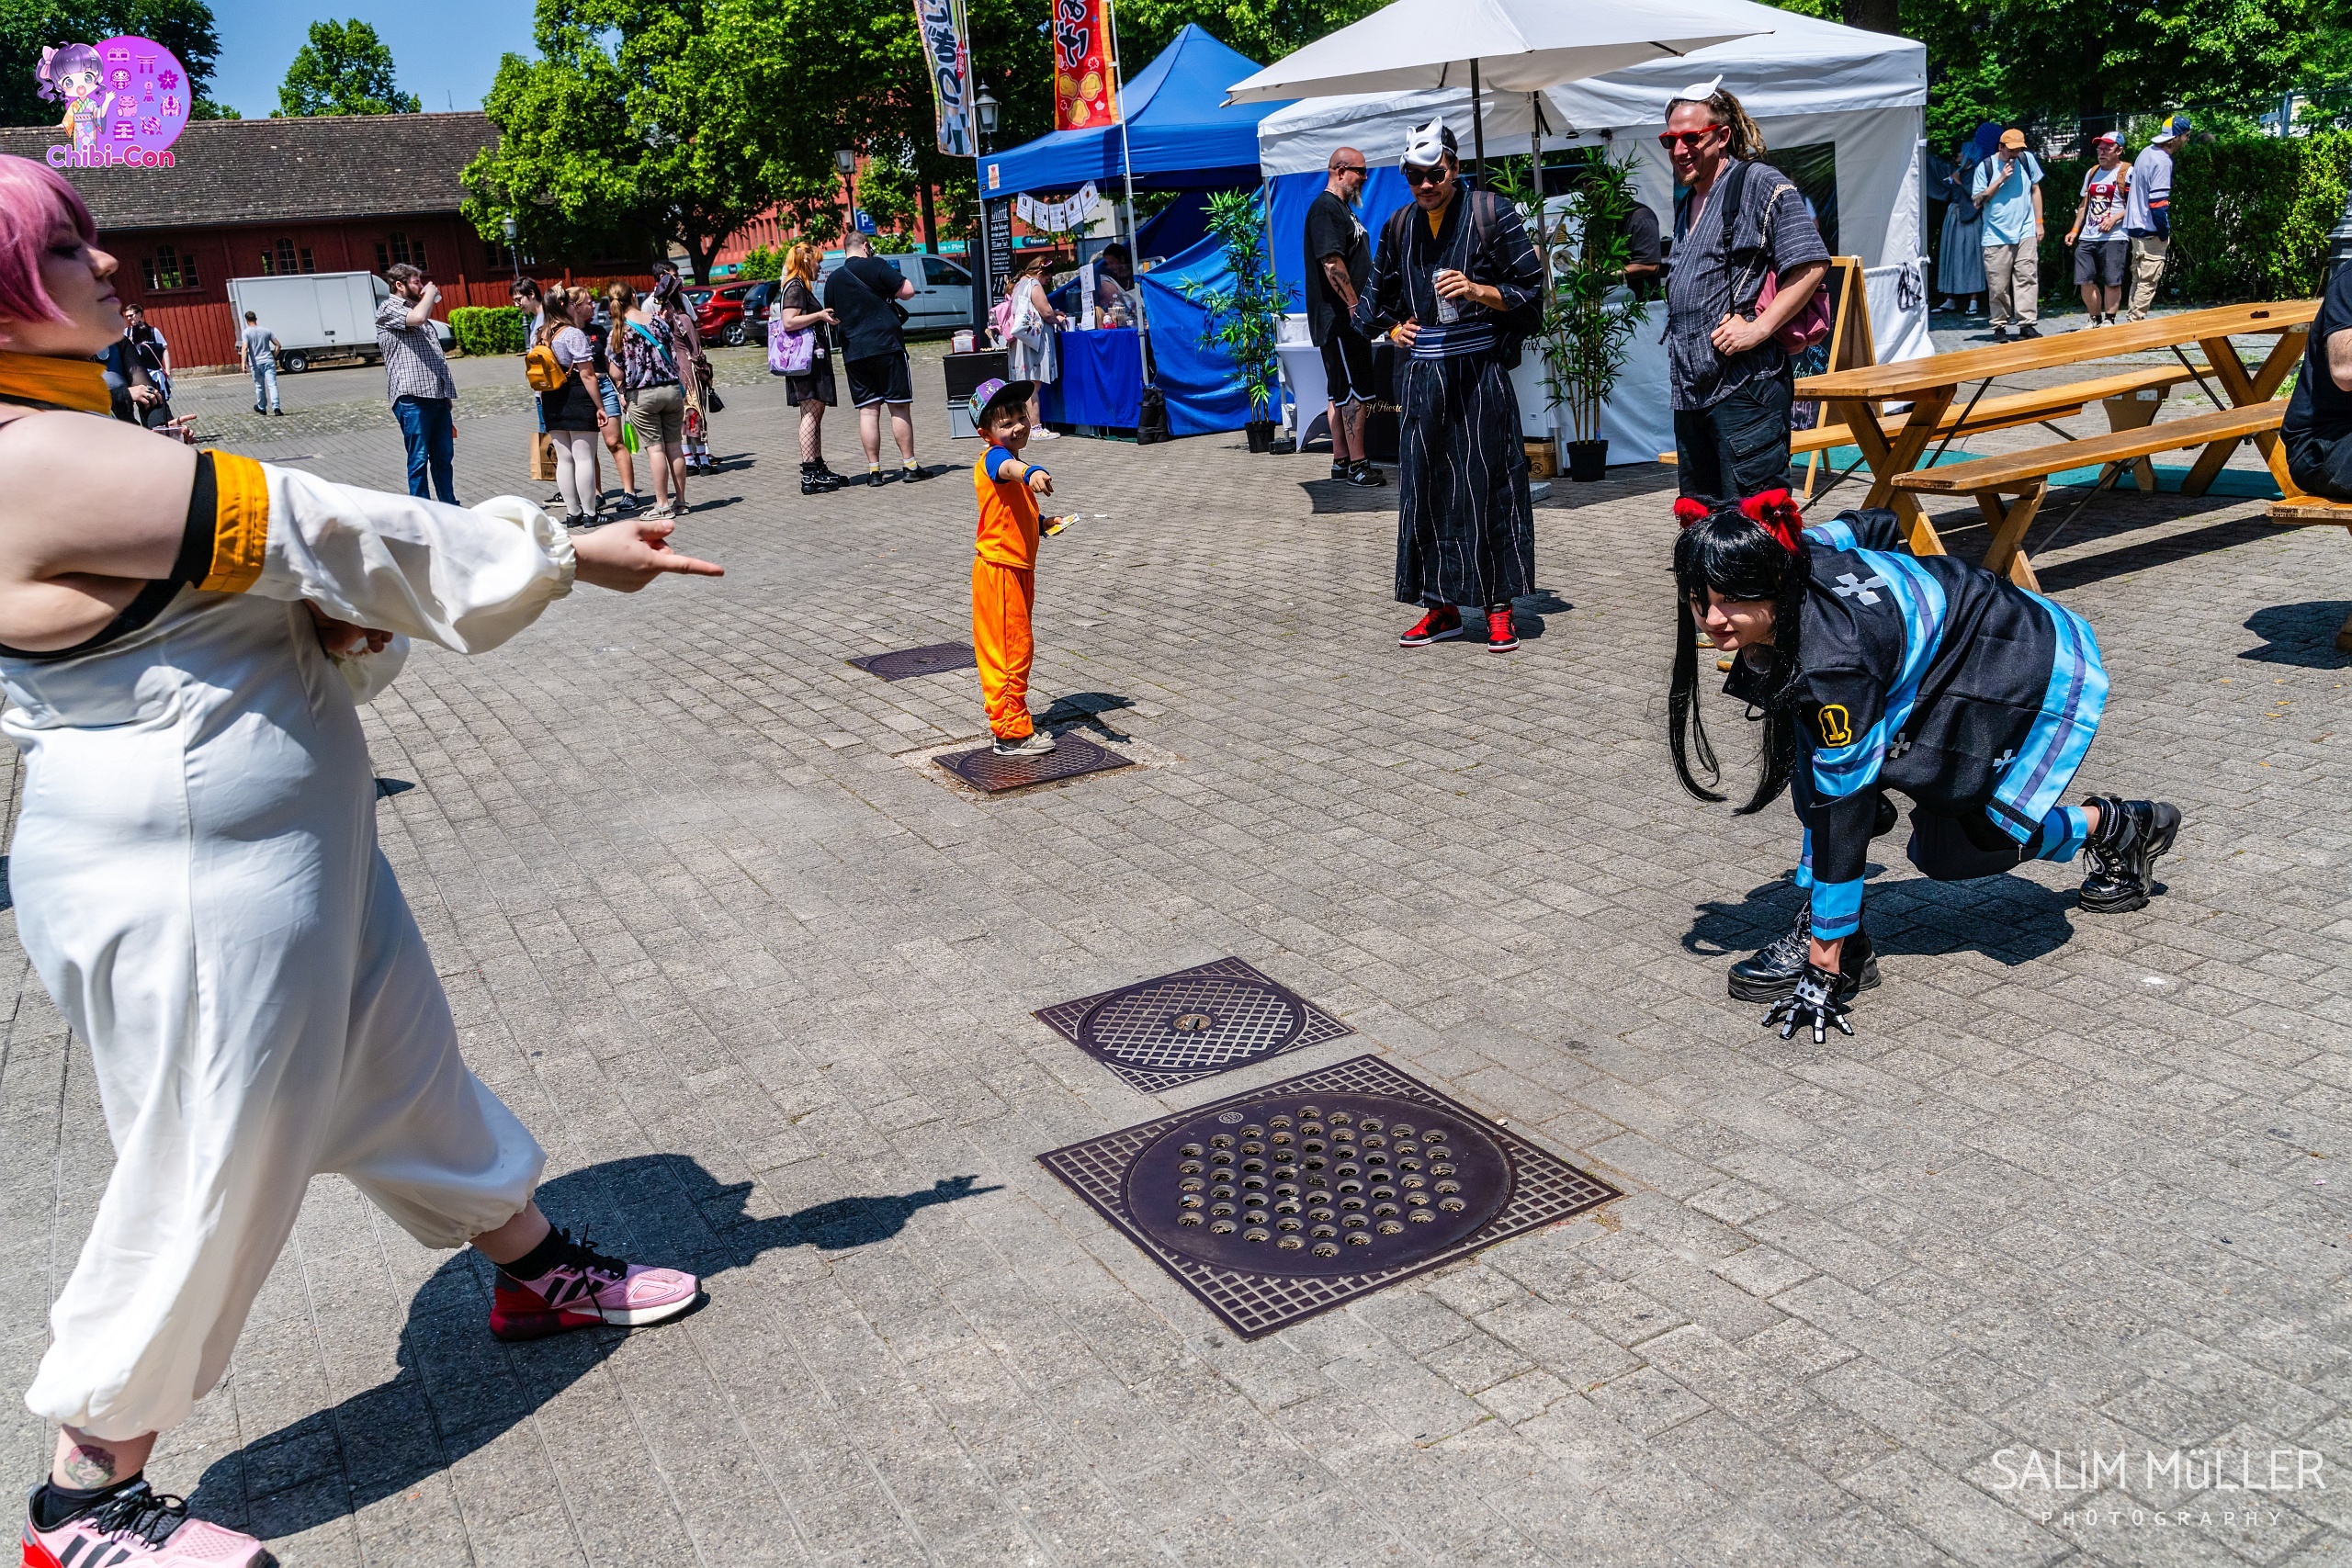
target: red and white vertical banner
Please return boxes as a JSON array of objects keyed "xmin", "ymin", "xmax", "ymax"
[
  {"xmin": 1050, "ymin": 0, "xmax": 1118, "ymax": 130},
  {"xmin": 913, "ymin": 0, "xmax": 974, "ymax": 156}
]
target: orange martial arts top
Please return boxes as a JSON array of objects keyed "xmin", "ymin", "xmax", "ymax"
[{"xmin": 972, "ymin": 446, "xmax": 1044, "ymax": 570}]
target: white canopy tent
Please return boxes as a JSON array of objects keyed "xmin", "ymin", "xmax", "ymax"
[{"xmin": 1258, "ymin": 0, "xmax": 1930, "ymax": 468}]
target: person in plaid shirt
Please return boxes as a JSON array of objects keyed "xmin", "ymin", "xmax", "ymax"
[{"xmin": 375, "ymin": 261, "xmax": 458, "ymax": 502}]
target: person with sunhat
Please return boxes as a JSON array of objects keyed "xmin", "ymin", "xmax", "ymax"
[
  {"xmin": 967, "ymin": 377, "xmax": 1071, "ymax": 755},
  {"xmin": 1352, "ymin": 116, "xmax": 1546, "ymax": 653}
]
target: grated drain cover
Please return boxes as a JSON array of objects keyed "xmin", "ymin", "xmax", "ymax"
[
  {"xmin": 1035, "ymin": 957, "xmax": 1351, "ymax": 1092},
  {"xmin": 849, "ymin": 642, "xmax": 977, "ymax": 681},
  {"xmin": 1038, "ymin": 1055, "xmax": 1622, "ymax": 1338},
  {"xmin": 936, "ymin": 732, "xmax": 1133, "ymax": 794}
]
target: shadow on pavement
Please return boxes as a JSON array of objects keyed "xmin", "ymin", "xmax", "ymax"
[
  {"xmin": 1039, "ymin": 691, "xmax": 1136, "ymax": 742},
  {"xmin": 1685, "ymin": 864, "xmax": 2081, "ymax": 970},
  {"xmin": 2238, "ymin": 603, "xmax": 2352, "ymax": 669},
  {"xmin": 194, "ymin": 1156, "xmax": 1000, "ymax": 1540}
]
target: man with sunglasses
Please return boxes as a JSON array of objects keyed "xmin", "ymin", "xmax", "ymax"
[
  {"xmin": 1353, "ymin": 118, "xmax": 1544, "ymax": 653},
  {"xmin": 1660, "ymin": 77, "xmax": 1829, "ymax": 504},
  {"xmin": 1306, "ymin": 146, "xmax": 1382, "ymax": 486}
]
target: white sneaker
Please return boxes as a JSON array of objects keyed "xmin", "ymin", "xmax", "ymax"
[{"xmin": 993, "ymin": 731, "xmax": 1057, "ymax": 757}]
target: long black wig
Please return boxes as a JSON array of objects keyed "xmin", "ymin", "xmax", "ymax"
[{"xmin": 1668, "ymin": 497, "xmax": 1812, "ymax": 815}]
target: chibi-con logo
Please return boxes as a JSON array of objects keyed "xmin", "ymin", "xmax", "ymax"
[{"xmin": 36, "ymin": 36, "xmax": 190, "ymax": 169}]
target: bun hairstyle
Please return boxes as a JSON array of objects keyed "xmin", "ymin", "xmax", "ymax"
[
  {"xmin": 1664, "ymin": 81, "xmax": 1767, "ymax": 162},
  {"xmin": 1668, "ymin": 489, "xmax": 1810, "ymax": 814}
]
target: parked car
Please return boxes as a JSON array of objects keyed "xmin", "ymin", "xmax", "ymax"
[
  {"xmin": 691, "ymin": 279, "xmax": 776, "ymax": 347},
  {"xmin": 225, "ymin": 270, "xmax": 455, "ymax": 372},
  {"xmin": 815, "ymin": 253, "xmax": 973, "ymax": 337}
]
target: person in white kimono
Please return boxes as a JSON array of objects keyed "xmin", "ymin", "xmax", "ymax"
[{"xmin": 0, "ymin": 157, "xmax": 724, "ymax": 1568}]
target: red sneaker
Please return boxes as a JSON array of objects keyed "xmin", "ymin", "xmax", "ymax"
[
  {"xmin": 1398, "ymin": 605, "xmax": 1463, "ymax": 647},
  {"xmin": 1485, "ymin": 609, "xmax": 1519, "ymax": 652},
  {"xmin": 489, "ymin": 1228, "xmax": 700, "ymax": 1341}
]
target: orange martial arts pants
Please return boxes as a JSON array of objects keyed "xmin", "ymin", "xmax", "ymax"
[{"xmin": 971, "ymin": 558, "xmax": 1035, "ymax": 739}]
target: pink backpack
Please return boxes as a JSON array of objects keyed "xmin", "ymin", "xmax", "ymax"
[{"xmin": 990, "ymin": 292, "xmax": 1016, "ymax": 344}]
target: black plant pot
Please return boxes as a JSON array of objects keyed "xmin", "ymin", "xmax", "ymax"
[
  {"xmin": 1566, "ymin": 438, "xmax": 1608, "ymax": 482},
  {"xmin": 1245, "ymin": 420, "xmax": 1275, "ymax": 454}
]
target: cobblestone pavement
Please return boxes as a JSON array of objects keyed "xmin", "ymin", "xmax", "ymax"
[{"xmin": 3, "ymin": 341, "xmax": 2348, "ymax": 1568}]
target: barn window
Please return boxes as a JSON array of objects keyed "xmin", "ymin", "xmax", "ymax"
[{"xmin": 141, "ymin": 245, "xmax": 197, "ymax": 290}]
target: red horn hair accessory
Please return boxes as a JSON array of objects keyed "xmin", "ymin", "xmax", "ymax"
[
  {"xmin": 1736, "ymin": 488, "xmax": 1804, "ymax": 554},
  {"xmin": 1672, "ymin": 496, "xmax": 1713, "ymax": 527}
]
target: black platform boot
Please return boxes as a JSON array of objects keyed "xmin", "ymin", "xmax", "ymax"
[
  {"xmin": 1728, "ymin": 903, "xmax": 1880, "ymax": 1003},
  {"xmin": 2078, "ymin": 795, "xmax": 2181, "ymax": 913}
]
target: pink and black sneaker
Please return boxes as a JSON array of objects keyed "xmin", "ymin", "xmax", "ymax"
[
  {"xmin": 22, "ymin": 1480, "xmax": 269, "ymax": 1567},
  {"xmin": 488, "ymin": 1228, "xmax": 700, "ymax": 1342}
]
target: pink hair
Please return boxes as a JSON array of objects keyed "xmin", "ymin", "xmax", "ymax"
[{"xmin": 0, "ymin": 157, "xmax": 96, "ymax": 327}]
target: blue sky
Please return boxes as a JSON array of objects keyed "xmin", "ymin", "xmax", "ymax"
[{"xmin": 210, "ymin": 0, "xmax": 538, "ymax": 118}]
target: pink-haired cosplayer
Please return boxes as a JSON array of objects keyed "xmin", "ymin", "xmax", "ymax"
[
  {"xmin": 36, "ymin": 44, "xmax": 110, "ymax": 153},
  {"xmin": 0, "ymin": 157, "xmax": 720, "ymax": 1567}
]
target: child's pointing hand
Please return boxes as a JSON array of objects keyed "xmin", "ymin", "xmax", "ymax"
[{"xmin": 1028, "ymin": 468, "xmax": 1054, "ymax": 498}]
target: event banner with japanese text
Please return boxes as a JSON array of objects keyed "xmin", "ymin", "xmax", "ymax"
[
  {"xmin": 913, "ymin": 0, "xmax": 973, "ymax": 156},
  {"xmin": 1051, "ymin": 0, "xmax": 1118, "ymax": 130}
]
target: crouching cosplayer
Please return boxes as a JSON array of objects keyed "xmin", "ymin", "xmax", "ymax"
[{"xmin": 1668, "ymin": 491, "xmax": 2181, "ymax": 1042}]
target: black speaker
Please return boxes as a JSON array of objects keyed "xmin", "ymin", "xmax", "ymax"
[
  {"xmin": 1136, "ymin": 387, "xmax": 1170, "ymax": 445},
  {"xmin": 943, "ymin": 350, "xmax": 1008, "ymax": 400}
]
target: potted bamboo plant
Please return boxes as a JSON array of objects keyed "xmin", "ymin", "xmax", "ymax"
[
  {"xmin": 1540, "ymin": 153, "xmax": 1648, "ymax": 481},
  {"xmin": 1188, "ymin": 190, "xmax": 1284, "ymax": 451}
]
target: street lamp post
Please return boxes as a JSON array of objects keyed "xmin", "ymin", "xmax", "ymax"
[
  {"xmin": 974, "ymin": 86, "xmax": 1001, "ymax": 337},
  {"xmin": 501, "ymin": 214, "xmax": 519, "ymax": 282},
  {"xmin": 834, "ymin": 147, "xmax": 859, "ymax": 240}
]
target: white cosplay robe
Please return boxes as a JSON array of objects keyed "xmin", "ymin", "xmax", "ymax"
[{"xmin": 8, "ymin": 453, "xmax": 571, "ymax": 1439}]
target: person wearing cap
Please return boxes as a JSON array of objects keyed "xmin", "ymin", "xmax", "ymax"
[
  {"xmin": 2065, "ymin": 133, "xmax": 2132, "ymax": 327},
  {"xmin": 1971, "ymin": 129, "xmax": 2044, "ymax": 342},
  {"xmin": 2123, "ymin": 114, "xmax": 2190, "ymax": 322},
  {"xmin": 967, "ymin": 377, "xmax": 1066, "ymax": 755},
  {"xmin": 1660, "ymin": 79, "xmax": 1831, "ymax": 506},
  {"xmin": 1352, "ymin": 116, "xmax": 1545, "ymax": 653},
  {"xmin": 2281, "ymin": 241, "xmax": 2352, "ymax": 502}
]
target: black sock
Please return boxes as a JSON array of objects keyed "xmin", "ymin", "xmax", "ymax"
[
  {"xmin": 499, "ymin": 1227, "xmax": 574, "ymax": 1280},
  {"xmin": 32, "ymin": 1476, "xmax": 138, "ymax": 1529}
]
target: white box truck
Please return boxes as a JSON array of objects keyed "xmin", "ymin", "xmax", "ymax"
[{"xmin": 224, "ymin": 271, "xmax": 456, "ymax": 373}]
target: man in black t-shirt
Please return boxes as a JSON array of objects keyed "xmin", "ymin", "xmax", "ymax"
[
  {"xmin": 823, "ymin": 232, "xmax": 928, "ymax": 486},
  {"xmin": 2284, "ymin": 262, "xmax": 2352, "ymax": 502},
  {"xmin": 1623, "ymin": 202, "xmax": 1662, "ymax": 299},
  {"xmin": 1305, "ymin": 146, "xmax": 1383, "ymax": 487}
]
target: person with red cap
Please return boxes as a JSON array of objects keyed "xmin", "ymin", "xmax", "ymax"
[
  {"xmin": 1668, "ymin": 491, "xmax": 2181, "ymax": 1040},
  {"xmin": 2066, "ymin": 133, "xmax": 2132, "ymax": 326}
]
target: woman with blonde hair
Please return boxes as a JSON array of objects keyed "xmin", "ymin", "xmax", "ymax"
[
  {"xmin": 772, "ymin": 242, "xmax": 842, "ymax": 493},
  {"xmin": 594, "ymin": 280, "xmax": 640, "ymax": 508},
  {"xmin": 534, "ymin": 284, "xmax": 606, "ymax": 525}
]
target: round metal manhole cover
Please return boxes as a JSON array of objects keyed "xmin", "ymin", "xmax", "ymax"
[
  {"xmin": 857, "ymin": 643, "xmax": 977, "ymax": 681},
  {"xmin": 1076, "ymin": 973, "xmax": 1307, "ymax": 1076},
  {"xmin": 1122, "ymin": 1092, "xmax": 1514, "ymax": 1277}
]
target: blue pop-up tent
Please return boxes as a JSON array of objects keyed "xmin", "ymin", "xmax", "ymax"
[{"xmin": 983, "ymin": 25, "xmax": 1293, "ymax": 194}]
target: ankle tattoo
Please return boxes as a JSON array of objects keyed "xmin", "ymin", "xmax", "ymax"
[{"xmin": 60, "ymin": 1443, "xmax": 119, "ymax": 1488}]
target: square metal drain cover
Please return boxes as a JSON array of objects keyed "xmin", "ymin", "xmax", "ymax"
[
  {"xmin": 936, "ymin": 732, "xmax": 1133, "ymax": 794},
  {"xmin": 1038, "ymin": 1055, "xmax": 1621, "ymax": 1339},
  {"xmin": 849, "ymin": 642, "xmax": 977, "ymax": 681},
  {"xmin": 1035, "ymin": 956, "xmax": 1351, "ymax": 1093}
]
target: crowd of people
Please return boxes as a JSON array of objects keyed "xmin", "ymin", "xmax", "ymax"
[{"xmin": 1928, "ymin": 112, "xmax": 2189, "ymax": 333}]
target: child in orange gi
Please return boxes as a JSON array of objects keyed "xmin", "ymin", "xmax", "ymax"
[{"xmin": 969, "ymin": 377, "xmax": 1069, "ymax": 755}]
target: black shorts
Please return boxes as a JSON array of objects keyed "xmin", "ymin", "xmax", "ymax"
[
  {"xmin": 1318, "ymin": 327, "xmax": 1374, "ymax": 405},
  {"xmin": 2074, "ymin": 240, "xmax": 2127, "ymax": 288},
  {"xmin": 846, "ymin": 351, "xmax": 912, "ymax": 407}
]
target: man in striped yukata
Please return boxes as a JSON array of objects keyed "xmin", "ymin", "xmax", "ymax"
[{"xmin": 1354, "ymin": 118, "xmax": 1545, "ymax": 654}]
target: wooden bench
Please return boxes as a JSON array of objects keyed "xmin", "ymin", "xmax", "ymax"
[
  {"xmin": 1887, "ymin": 400, "xmax": 2289, "ymax": 591},
  {"xmin": 2267, "ymin": 496, "xmax": 2352, "ymax": 650}
]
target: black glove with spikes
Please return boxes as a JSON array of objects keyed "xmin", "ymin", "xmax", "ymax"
[{"xmin": 1762, "ymin": 962, "xmax": 1855, "ymax": 1043}]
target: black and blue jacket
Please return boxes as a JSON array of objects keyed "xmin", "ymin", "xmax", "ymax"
[{"xmin": 1769, "ymin": 511, "xmax": 2108, "ymax": 941}]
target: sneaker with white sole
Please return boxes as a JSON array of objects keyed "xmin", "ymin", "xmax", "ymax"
[
  {"xmin": 488, "ymin": 1228, "xmax": 700, "ymax": 1341},
  {"xmin": 1398, "ymin": 605, "xmax": 1463, "ymax": 647},
  {"xmin": 993, "ymin": 730, "xmax": 1057, "ymax": 757},
  {"xmin": 21, "ymin": 1480, "xmax": 269, "ymax": 1567}
]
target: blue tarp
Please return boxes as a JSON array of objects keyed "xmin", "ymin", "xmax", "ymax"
[
  {"xmin": 983, "ymin": 26, "xmax": 1292, "ymax": 195},
  {"xmin": 1137, "ymin": 228, "xmax": 1262, "ymax": 436},
  {"xmin": 1267, "ymin": 166, "xmax": 1414, "ymax": 313}
]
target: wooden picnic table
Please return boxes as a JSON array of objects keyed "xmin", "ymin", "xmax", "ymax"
[{"xmin": 1794, "ymin": 299, "xmax": 2318, "ymax": 558}]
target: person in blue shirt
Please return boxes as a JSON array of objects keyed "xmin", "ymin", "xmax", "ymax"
[
  {"xmin": 1668, "ymin": 491, "xmax": 2180, "ymax": 1042},
  {"xmin": 1971, "ymin": 129, "xmax": 2044, "ymax": 341}
]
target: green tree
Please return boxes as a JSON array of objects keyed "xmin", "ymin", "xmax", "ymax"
[
  {"xmin": 0, "ymin": 0, "xmax": 225, "ymax": 126},
  {"xmin": 467, "ymin": 0, "xmax": 836, "ymax": 281},
  {"xmin": 276, "ymin": 18, "xmax": 419, "ymax": 116}
]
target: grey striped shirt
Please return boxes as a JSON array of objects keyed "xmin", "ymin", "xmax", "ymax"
[{"xmin": 374, "ymin": 296, "xmax": 457, "ymax": 401}]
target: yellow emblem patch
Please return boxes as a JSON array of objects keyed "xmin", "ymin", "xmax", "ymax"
[{"xmin": 1816, "ymin": 705, "xmax": 1853, "ymax": 747}]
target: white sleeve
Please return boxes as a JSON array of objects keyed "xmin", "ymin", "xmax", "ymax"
[{"xmin": 232, "ymin": 460, "xmax": 576, "ymax": 654}]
